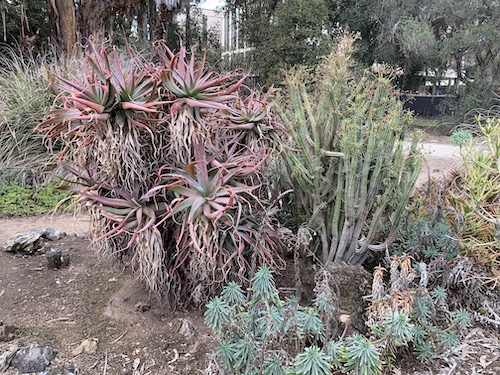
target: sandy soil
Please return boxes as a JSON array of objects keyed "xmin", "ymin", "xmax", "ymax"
[{"xmin": 416, "ymin": 138, "xmax": 462, "ymax": 186}]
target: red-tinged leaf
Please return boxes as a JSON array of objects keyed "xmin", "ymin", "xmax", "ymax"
[
  {"xmin": 187, "ymin": 196, "xmax": 207, "ymax": 222},
  {"xmin": 55, "ymin": 75, "xmax": 86, "ymax": 92},
  {"xmin": 112, "ymin": 47, "xmax": 126, "ymax": 89},
  {"xmin": 202, "ymin": 202, "xmax": 212, "ymax": 218},
  {"xmin": 192, "ymin": 76, "xmax": 229, "ymax": 92},
  {"xmin": 85, "ymin": 194, "xmax": 135, "ymax": 208},
  {"xmin": 188, "ymin": 222, "xmax": 204, "ymax": 254},
  {"xmin": 71, "ymin": 96, "xmax": 106, "ymax": 113},
  {"xmin": 183, "ymin": 98, "xmax": 229, "ymax": 111},
  {"xmin": 128, "ymin": 117, "xmax": 154, "ymax": 131},
  {"xmin": 100, "ymin": 211, "xmax": 129, "ymax": 223},
  {"xmin": 170, "ymin": 196, "xmax": 199, "ymax": 216},
  {"xmin": 169, "ymin": 101, "xmax": 183, "ymax": 117},
  {"xmin": 227, "ymin": 122, "xmax": 256, "ymax": 130},
  {"xmin": 121, "ymin": 102, "xmax": 158, "ymax": 113},
  {"xmin": 138, "ymin": 213, "xmax": 157, "ymax": 233},
  {"xmin": 99, "ymin": 205, "xmax": 134, "ymax": 216},
  {"xmin": 207, "ymin": 200, "xmax": 227, "ymax": 212},
  {"xmin": 96, "ymin": 215, "xmax": 137, "ymax": 241},
  {"xmin": 169, "ymin": 185, "xmax": 198, "ymax": 198},
  {"xmin": 135, "ymin": 207, "xmax": 143, "ymax": 229}
]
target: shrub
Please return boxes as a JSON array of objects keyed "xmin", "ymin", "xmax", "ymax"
[
  {"xmin": 207, "ymin": 258, "xmax": 471, "ymax": 374},
  {"xmin": 0, "ymin": 46, "xmax": 56, "ymax": 185},
  {"xmin": 205, "ymin": 266, "xmax": 338, "ymax": 375},
  {"xmin": 37, "ymin": 42, "xmax": 285, "ymax": 306},
  {"xmin": 0, "ymin": 183, "xmax": 72, "ymax": 216},
  {"xmin": 278, "ymin": 35, "xmax": 422, "ymax": 266},
  {"xmin": 448, "ymin": 109, "xmax": 500, "ymax": 265},
  {"xmin": 366, "ymin": 254, "xmax": 471, "ymax": 364}
]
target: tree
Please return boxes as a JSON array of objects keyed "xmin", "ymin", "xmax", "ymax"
[
  {"xmin": 0, "ymin": 0, "xmax": 51, "ymax": 50},
  {"xmin": 370, "ymin": 0, "xmax": 500, "ymax": 110},
  {"xmin": 50, "ymin": 0, "xmax": 77, "ymax": 55},
  {"xmin": 226, "ymin": 0, "xmax": 334, "ymax": 86},
  {"xmin": 154, "ymin": 0, "xmax": 190, "ymax": 41}
]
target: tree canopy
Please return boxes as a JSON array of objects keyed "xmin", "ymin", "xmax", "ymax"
[{"xmin": 2, "ymin": 0, "xmax": 499, "ymax": 114}]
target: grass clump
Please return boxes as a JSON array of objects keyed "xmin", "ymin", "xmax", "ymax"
[{"xmin": 0, "ymin": 46, "xmax": 57, "ymax": 185}]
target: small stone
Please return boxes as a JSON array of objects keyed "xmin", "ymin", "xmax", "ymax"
[
  {"xmin": 71, "ymin": 338, "xmax": 98, "ymax": 356},
  {"xmin": 60, "ymin": 250, "xmax": 70, "ymax": 267},
  {"xmin": 45, "ymin": 364, "xmax": 77, "ymax": 375},
  {"xmin": 74, "ymin": 232, "xmax": 87, "ymax": 239},
  {"xmin": 135, "ymin": 302, "xmax": 151, "ymax": 312},
  {"xmin": 45, "ymin": 249, "xmax": 62, "ymax": 269},
  {"xmin": 0, "ymin": 344, "xmax": 18, "ymax": 372},
  {"xmin": 0, "ymin": 322, "xmax": 17, "ymax": 342},
  {"xmin": 10, "ymin": 344, "xmax": 57, "ymax": 373},
  {"xmin": 339, "ymin": 314, "xmax": 351, "ymax": 325},
  {"xmin": 40, "ymin": 228, "xmax": 66, "ymax": 241}
]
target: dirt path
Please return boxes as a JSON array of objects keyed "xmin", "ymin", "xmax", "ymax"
[
  {"xmin": 0, "ymin": 213, "xmax": 90, "ymax": 244},
  {"xmin": 416, "ymin": 139, "xmax": 462, "ymax": 186}
]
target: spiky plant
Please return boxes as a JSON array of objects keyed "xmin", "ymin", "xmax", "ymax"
[
  {"xmin": 448, "ymin": 112, "xmax": 500, "ymax": 265},
  {"xmin": 278, "ymin": 35, "xmax": 422, "ymax": 265},
  {"xmin": 366, "ymin": 254, "xmax": 471, "ymax": 363},
  {"xmin": 38, "ymin": 42, "xmax": 285, "ymax": 306}
]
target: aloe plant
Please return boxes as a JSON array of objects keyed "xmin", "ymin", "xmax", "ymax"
[
  {"xmin": 38, "ymin": 42, "xmax": 285, "ymax": 306},
  {"xmin": 157, "ymin": 43, "xmax": 245, "ymax": 164}
]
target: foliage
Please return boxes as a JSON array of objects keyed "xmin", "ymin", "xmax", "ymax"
[
  {"xmin": 0, "ymin": 183, "xmax": 72, "ymax": 216},
  {"xmin": 278, "ymin": 35, "xmax": 422, "ymax": 265},
  {"xmin": 370, "ymin": 0, "xmax": 500, "ymax": 112},
  {"xmin": 447, "ymin": 110, "xmax": 500, "ymax": 266},
  {"xmin": 205, "ymin": 266, "xmax": 337, "ymax": 375},
  {"xmin": 207, "ymin": 259, "xmax": 470, "ymax": 375},
  {"xmin": 0, "ymin": 45, "xmax": 57, "ymax": 185},
  {"xmin": 225, "ymin": 0, "xmax": 334, "ymax": 86},
  {"xmin": 396, "ymin": 183, "xmax": 462, "ymax": 263},
  {"xmin": 38, "ymin": 41, "xmax": 285, "ymax": 307},
  {"xmin": 366, "ymin": 254, "xmax": 471, "ymax": 364},
  {"xmin": 0, "ymin": 0, "xmax": 51, "ymax": 50}
]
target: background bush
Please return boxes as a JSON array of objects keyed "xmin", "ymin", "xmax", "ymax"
[{"xmin": 0, "ymin": 46, "xmax": 56, "ymax": 185}]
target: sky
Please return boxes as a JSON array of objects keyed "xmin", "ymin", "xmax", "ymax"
[{"xmin": 199, "ymin": 0, "xmax": 225, "ymax": 10}]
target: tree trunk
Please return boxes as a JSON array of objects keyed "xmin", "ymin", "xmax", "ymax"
[
  {"xmin": 50, "ymin": 0, "xmax": 77, "ymax": 56},
  {"xmin": 155, "ymin": 2, "xmax": 171, "ymax": 42}
]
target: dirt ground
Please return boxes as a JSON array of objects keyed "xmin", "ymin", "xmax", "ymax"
[
  {"xmin": 0, "ymin": 216, "xmax": 211, "ymax": 374},
  {"xmin": 1, "ymin": 138, "xmax": 499, "ymax": 375}
]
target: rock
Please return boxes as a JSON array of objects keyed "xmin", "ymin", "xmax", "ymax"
[
  {"xmin": 178, "ymin": 318, "xmax": 196, "ymax": 339},
  {"xmin": 0, "ymin": 322, "xmax": 17, "ymax": 342},
  {"xmin": 0, "ymin": 344, "xmax": 18, "ymax": 372},
  {"xmin": 74, "ymin": 232, "xmax": 87, "ymax": 239},
  {"xmin": 10, "ymin": 344, "xmax": 57, "ymax": 373},
  {"xmin": 135, "ymin": 302, "xmax": 151, "ymax": 312},
  {"xmin": 1, "ymin": 232, "xmax": 43, "ymax": 254},
  {"xmin": 45, "ymin": 248, "xmax": 70, "ymax": 269},
  {"xmin": 42, "ymin": 363, "xmax": 77, "ymax": 375},
  {"xmin": 40, "ymin": 228, "xmax": 66, "ymax": 241},
  {"xmin": 1, "ymin": 228, "xmax": 66, "ymax": 254},
  {"xmin": 60, "ymin": 249, "xmax": 70, "ymax": 267},
  {"xmin": 71, "ymin": 338, "xmax": 98, "ymax": 356}
]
